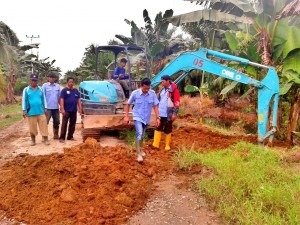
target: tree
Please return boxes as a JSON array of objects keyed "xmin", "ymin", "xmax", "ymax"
[
  {"xmin": 223, "ymin": 0, "xmax": 300, "ymax": 142},
  {"xmin": 170, "ymin": 0, "xmax": 300, "ymax": 143},
  {"xmin": 116, "ymin": 9, "xmax": 195, "ymax": 76},
  {"xmin": 0, "ymin": 21, "xmax": 20, "ymax": 103}
]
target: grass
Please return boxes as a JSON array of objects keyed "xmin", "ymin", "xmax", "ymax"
[
  {"xmin": 119, "ymin": 128, "xmax": 149, "ymax": 147},
  {"xmin": 174, "ymin": 142, "xmax": 300, "ymax": 225},
  {"xmin": 0, "ymin": 101, "xmax": 23, "ymax": 130},
  {"xmin": 203, "ymin": 118, "xmax": 236, "ymax": 136}
]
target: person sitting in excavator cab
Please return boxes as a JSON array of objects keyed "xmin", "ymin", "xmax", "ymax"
[{"xmin": 112, "ymin": 58, "xmax": 130, "ymax": 98}]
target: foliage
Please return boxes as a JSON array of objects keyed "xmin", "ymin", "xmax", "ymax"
[
  {"xmin": 0, "ymin": 101, "xmax": 22, "ymax": 129},
  {"xmin": 14, "ymin": 77, "xmax": 29, "ymax": 95},
  {"xmin": 116, "ymin": 9, "xmax": 196, "ymax": 75},
  {"xmin": 1, "ymin": 21, "xmax": 60, "ymax": 103},
  {"xmin": 119, "ymin": 129, "xmax": 148, "ymax": 147},
  {"xmin": 184, "ymin": 85, "xmax": 199, "ymax": 93},
  {"xmin": 0, "ymin": 72, "xmax": 7, "ymax": 103},
  {"xmin": 175, "ymin": 141, "xmax": 300, "ymax": 224}
]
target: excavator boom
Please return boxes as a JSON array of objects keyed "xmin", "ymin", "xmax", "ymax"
[{"xmin": 151, "ymin": 48, "xmax": 279, "ymax": 145}]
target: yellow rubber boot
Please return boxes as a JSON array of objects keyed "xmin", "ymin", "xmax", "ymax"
[
  {"xmin": 165, "ymin": 133, "xmax": 172, "ymax": 150},
  {"xmin": 152, "ymin": 130, "xmax": 162, "ymax": 148}
]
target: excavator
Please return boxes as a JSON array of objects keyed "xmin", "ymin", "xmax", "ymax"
[{"xmin": 79, "ymin": 46, "xmax": 279, "ymax": 145}]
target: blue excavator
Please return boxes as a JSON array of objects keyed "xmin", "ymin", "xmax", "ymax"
[{"xmin": 79, "ymin": 46, "xmax": 279, "ymax": 145}]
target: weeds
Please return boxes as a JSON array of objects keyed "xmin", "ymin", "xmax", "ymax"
[
  {"xmin": 175, "ymin": 142, "xmax": 300, "ymax": 225},
  {"xmin": 0, "ymin": 101, "xmax": 23, "ymax": 130},
  {"xmin": 119, "ymin": 129, "xmax": 149, "ymax": 147},
  {"xmin": 119, "ymin": 129, "xmax": 136, "ymax": 147}
]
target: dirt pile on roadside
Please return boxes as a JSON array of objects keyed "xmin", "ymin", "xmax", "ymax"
[{"xmin": 0, "ymin": 138, "xmax": 172, "ymax": 225}]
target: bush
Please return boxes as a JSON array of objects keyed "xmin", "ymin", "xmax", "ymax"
[
  {"xmin": 15, "ymin": 77, "xmax": 29, "ymax": 95},
  {"xmin": 0, "ymin": 73, "xmax": 7, "ymax": 103}
]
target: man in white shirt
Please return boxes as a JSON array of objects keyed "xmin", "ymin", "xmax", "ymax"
[{"xmin": 42, "ymin": 71, "xmax": 61, "ymax": 139}]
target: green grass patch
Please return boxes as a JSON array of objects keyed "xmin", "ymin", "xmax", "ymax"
[
  {"xmin": 119, "ymin": 129, "xmax": 149, "ymax": 147},
  {"xmin": 203, "ymin": 118, "xmax": 235, "ymax": 135},
  {"xmin": 175, "ymin": 142, "xmax": 300, "ymax": 225},
  {"xmin": 0, "ymin": 101, "xmax": 23, "ymax": 130}
]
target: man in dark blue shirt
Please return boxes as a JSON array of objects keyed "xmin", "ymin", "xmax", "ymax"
[
  {"xmin": 112, "ymin": 58, "xmax": 130, "ymax": 98},
  {"xmin": 59, "ymin": 77, "xmax": 82, "ymax": 143}
]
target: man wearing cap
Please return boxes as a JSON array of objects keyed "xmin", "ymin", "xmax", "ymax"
[
  {"xmin": 112, "ymin": 58, "xmax": 130, "ymax": 98},
  {"xmin": 22, "ymin": 74, "xmax": 50, "ymax": 146},
  {"xmin": 152, "ymin": 75, "xmax": 180, "ymax": 150},
  {"xmin": 42, "ymin": 71, "xmax": 61, "ymax": 139}
]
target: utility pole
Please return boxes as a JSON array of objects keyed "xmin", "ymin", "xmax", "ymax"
[{"xmin": 26, "ymin": 34, "xmax": 40, "ymax": 73}]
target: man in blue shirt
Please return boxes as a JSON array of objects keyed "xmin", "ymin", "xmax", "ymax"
[
  {"xmin": 124, "ymin": 78, "xmax": 160, "ymax": 162},
  {"xmin": 112, "ymin": 58, "xmax": 130, "ymax": 98},
  {"xmin": 42, "ymin": 71, "xmax": 61, "ymax": 139},
  {"xmin": 22, "ymin": 73, "xmax": 50, "ymax": 146},
  {"xmin": 153, "ymin": 75, "xmax": 180, "ymax": 151},
  {"xmin": 59, "ymin": 77, "xmax": 82, "ymax": 143}
]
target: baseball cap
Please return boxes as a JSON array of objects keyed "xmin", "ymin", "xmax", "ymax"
[
  {"xmin": 30, "ymin": 74, "xmax": 38, "ymax": 81},
  {"xmin": 161, "ymin": 75, "xmax": 172, "ymax": 81}
]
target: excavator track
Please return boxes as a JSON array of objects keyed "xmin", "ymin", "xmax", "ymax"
[{"xmin": 82, "ymin": 128, "xmax": 101, "ymax": 142}]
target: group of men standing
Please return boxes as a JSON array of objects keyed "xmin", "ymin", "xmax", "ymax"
[
  {"xmin": 22, "ymin": 72, "xmax": 82, "ymax": 146},
  {"xmin": 21, "ymin": 69, "xmax": 180, "ymax": 164}
]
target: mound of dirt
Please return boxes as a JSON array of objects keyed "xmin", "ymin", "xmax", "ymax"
[{"xmin": 0, "ymin": 138, "xmax": 172, "ymax": 225}]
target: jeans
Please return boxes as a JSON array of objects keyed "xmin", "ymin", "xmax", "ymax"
[
  {"xmin": 46, "ymin": 109, "xmax": 60, "ymax": 129},
  {"xmin": 134, "ymin": 120, "xmax": 148, "ymax": 141}
]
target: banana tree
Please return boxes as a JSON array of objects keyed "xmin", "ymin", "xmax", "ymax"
[
  {"xmin": 169, "ymin": 0, "xmax": 300, "ymax": 142},
  {"xmin": 116, "ymin": 9, "xmax": 194, "ymax": 76},
  {"xmin": 0, "ymin": 21, "xmax": 21, "ymax": 103},
  {"xmin": 224, "ymin": 0, "xmax": 300, "ymax": 142},
  {"xmin": 167, "ymin": 0, "xmax": 255, "ymax": 100}
]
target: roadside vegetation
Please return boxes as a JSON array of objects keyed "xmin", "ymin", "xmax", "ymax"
[
  {"xmin": 0, "ymin": 100, "xmax": 22, "ymax": 129},
  {"xmin": 119, "ymin": 129, "xmax": 150, "ymax": 147},
  {"xmin": 175, "ymin": 142, "xmax": 300, "ymax": 225}
]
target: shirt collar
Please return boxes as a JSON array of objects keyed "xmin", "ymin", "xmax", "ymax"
[{"xmin": 139, "ymin": 88, "xmax": 149, "ymax": 96}]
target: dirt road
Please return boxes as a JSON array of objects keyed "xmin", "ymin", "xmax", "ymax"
[{"xmin": 0, "ymin": 115, "xmax": 250, "ymax": 224}]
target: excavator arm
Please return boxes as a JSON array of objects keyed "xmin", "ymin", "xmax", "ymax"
[{"xmin": 151, "ymin": 48, "xmax": 279, "ymax": 145}]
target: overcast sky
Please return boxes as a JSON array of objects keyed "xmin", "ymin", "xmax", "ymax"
[{"xmin": 1, "ymin": 0, "xmax": 199, "ymax": 74}]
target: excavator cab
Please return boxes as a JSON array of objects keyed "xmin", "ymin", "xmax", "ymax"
[{"xmin": 79, "ymin": 45, "xmax": 152, "ymax": 141}]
